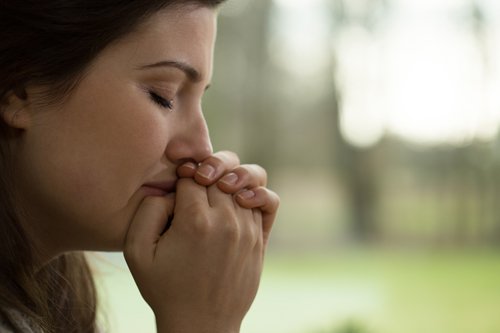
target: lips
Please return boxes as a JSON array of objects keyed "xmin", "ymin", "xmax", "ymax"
[{"xmin": 141, "ymin": 180, "xmax": 177, "ymax": 196}]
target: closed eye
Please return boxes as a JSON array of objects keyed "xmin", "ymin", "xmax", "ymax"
[{"xmin": 149, "ymin": 91, "xmax": 174, "ymax": 110}]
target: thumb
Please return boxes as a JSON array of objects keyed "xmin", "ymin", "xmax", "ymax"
[{"xmin": 124, "ymin": 194, "xmax": 175, "ymax": 269}]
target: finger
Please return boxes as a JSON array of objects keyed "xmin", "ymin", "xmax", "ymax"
[
  {"xmin": 235, "ymin": 187, "xmax": 279, "ymax": 213},
  {"xmin": 235, "ymin": 187, "xmax": 280, "ymax": 242},
  {"xmin": 217, "ymin": 164, "xmax": 267, "ymax": 194},
  {"xmin": 124, "ymin": 194, "xmax": 175, "ymax": 268},
  {"xmin": 174, "ymin": 178, "xmax": 209, "ymax": 213},
  {"xmin": 194, "ymin": 150, "xmax": 240, "ymax": 185},
  {"xmin": 207, "ymin": 182, "xmax": 235, "ymax": 208},
  {"xmin": 177, "ymin": 161, "xmax": 198, "ymax": 178}
]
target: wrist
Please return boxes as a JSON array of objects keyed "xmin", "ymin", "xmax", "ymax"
[{"xmin": 156, "ymin": 314, "xmax": 241, "ymax": 333}]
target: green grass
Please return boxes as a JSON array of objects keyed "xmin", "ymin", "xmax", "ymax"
[{"xmin": 92, "ymin": 250, "xmax": 500, "ymax": 333}]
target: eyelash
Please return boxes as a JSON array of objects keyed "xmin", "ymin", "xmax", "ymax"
[{"xmin": 148, "ymin": 90, "xmax": 174, "ymax": 110}]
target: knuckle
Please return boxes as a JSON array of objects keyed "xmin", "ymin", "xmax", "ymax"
[
  {"xmin": 223, "ymin": 226, "xmax": 240, "ymax": 244},
  {"xmin": 232, "ymin": 164, "xmax": 267, "ymax": 184},
  {"xmin": 252, "ymin": 164, "xmax": 267, "ymax": 177},
  {"xmin": 190, "ymin": 212, "xmax": 212, "ymax": 237},
  {"xmin": 243, "ymin": 223, "xmax": 259, "ymax": 249},
  {"xmin": 219, "ymin": 150, "xmax": 240, "ymax": 164},
  {"xmin": 233, "ymin": 166, "xmax": 250, "ymax": 180},
  {"xmin": 270, "ymin": 190, "xmax": 281, "ymax": 208},
  {"xmin": 261, "ymin": 187, "xmax": 280, "ymax": 204},
  {"xmin": 212, "ymin": 150, "xmax": 240, "ymax": 167},
  {"xmin": 205, "ymin": 155, "xmax": 223, "ymax": 168},
  {"xmin": 240, "ymin": 164, "xmax": 267, "ymax": 185},
  {"xmin": 252, "ymin": 187, "xmax": 267, "ymax": 202},
  {"xmin": 250, "ymin": 163, "xmax": 267, "ymax": 177},
  {"xmin": 220, "ymin": 215, "xmax": 240, "ymax": 242}
]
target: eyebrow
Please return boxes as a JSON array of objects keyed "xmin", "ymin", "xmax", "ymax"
[{"xmin": 137, "ymin": 60, "xmax": 202, "ymax": 83}]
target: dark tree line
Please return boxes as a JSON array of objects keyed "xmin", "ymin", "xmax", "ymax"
[{"xmin": 205, "ymin": 0, "xmax": 498, "ymax": 248}]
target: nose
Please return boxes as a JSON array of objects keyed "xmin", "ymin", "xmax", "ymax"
[{"xmin": 165, "ymin": 109, "xmax": 213, "ymax": 164}]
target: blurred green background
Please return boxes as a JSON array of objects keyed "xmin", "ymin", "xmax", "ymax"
[{"xmin": 93, "ymin": 0, "xmax": 500, "ymax": 332}]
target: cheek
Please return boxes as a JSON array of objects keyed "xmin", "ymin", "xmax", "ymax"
[
  {"xmin": 71, "ymin": 110, "xmax": 169, "ymax": 210},
  {"xmin": 20, "ymin": 94, "xmax": 170, "ymax": 248}
]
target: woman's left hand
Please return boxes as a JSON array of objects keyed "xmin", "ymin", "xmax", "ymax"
[{"xmin": 177, "ymin": 150, "xmax": 279, "ymax": 247}]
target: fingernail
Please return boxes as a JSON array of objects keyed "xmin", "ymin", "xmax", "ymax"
[
  {"xmin": 220, "ymin": 172, "xmax": 238, "ymax": 185},
  {"xmin": 238, "ymin": 190, "xmax": 255, "ymax": 200},
  {"xmin": 181, "ymin": 162, "xmax": 197, "ymax": 171},
  {"xmin": 197, "ymin": 164, "xmax": 216, "ymax": 179}
]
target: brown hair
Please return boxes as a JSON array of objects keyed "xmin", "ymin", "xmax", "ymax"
[{"xmin": 0, "ymin": 1, "xmax": 225, "ymax": 332}]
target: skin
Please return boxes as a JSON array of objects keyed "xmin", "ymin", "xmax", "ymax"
[{"xmin": 2, "ymin": 5, "xmax": 279, "ymax": 333}]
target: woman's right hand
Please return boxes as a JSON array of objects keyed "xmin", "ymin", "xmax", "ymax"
[{"xmin": 124, "ymin": 177, "xmax": 267, "ymax": 333}]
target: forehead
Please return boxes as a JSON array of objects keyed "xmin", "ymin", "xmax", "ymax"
[
  {"xmin": 92, "ymin": 5, "xmax": 217, "ymax": 80},
  {"xmin": 136, "ymin": 5, "xmax": 217, "ymax": 47}
]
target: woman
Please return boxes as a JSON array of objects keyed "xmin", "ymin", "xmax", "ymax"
[{"xmin": 0, "ymin": 1, "xmax": 280, "ymax": 332}]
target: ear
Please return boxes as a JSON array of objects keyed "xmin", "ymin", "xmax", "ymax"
[{"xmin": 1, "ymin": 89, "xmax": 32, "ymax": 130}]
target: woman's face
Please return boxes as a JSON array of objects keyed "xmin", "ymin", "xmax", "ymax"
[{"xmin": 15, "ymin": 6, "xmax": 216, "ymax": 256}]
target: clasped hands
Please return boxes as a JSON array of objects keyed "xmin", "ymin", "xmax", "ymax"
[{"xmin": 124, "ymin": 151, "xmax": 279, "ymax": 333}]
